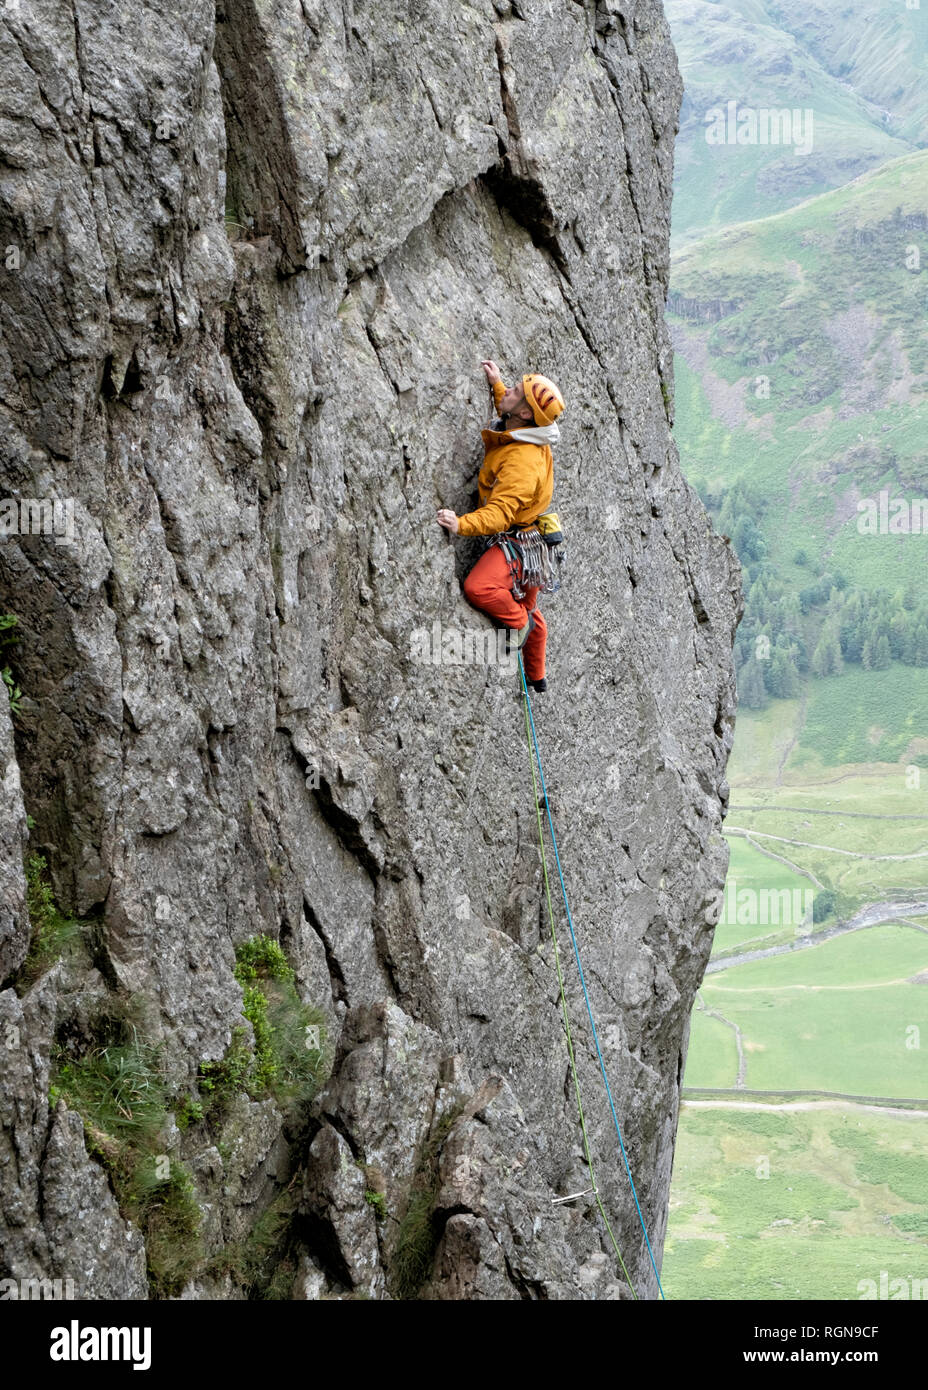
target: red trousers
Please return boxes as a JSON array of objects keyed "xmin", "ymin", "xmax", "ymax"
[{"xmin": 462, "ymin": 543, "xmax": 547, "ymax": 682}]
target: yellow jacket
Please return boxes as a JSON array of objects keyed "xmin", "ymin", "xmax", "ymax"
[{"xmin": 456, "ymin": 380, "xmax": 556, "ymax": 537}]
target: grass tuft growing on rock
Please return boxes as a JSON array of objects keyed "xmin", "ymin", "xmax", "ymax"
[
  {"xmin": 365, "ymin": 1189, "xmax": 387, "ymax": 1222},
  {"xmin": 122, "ymin": 1155, "xmax": 203, "ymax": 1297},
  {"xmin": 175, "ymin": 1096, "xmax": 204, "ymax": 1130},
  {"xmin": 205, "ymin": 1182, "xmax": 300, "ymax": 1298},
  {"xmin": 51, "ymin": 1026, "xmax": 203, "ymax": 1297},
  {"xmin": 196, "ymin": 1026, "xmax": 254, "ymax": 1122},
  {"xmin": 45, "ymin": 933, "xmax": 330, "ymax": 1298},
  {"xmin": 390, "ymin": 1106, "xmax": 463, "ymax": 1300},
  {"xmin": 16, "ymin": 853, "xmax": 83, "ymax": 991},
  {"xmin": 1, "ymin": 612, "xmax": 21, "ymax": 716},
  {"xmin": 233, "ymin": 933, "xmax": 293, "ymax": 985},
  {"xmin": 53, "ymin": 1033, "xmax": 166, "ymax": 1144},
  {"xmin": 197, "ymin": 934, "xmax": 329, "ymax": 1116}
]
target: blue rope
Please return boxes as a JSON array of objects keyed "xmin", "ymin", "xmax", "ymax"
[{"xmin": 518, "ymin": 654, "xmax": 667, "ymax": 1301}]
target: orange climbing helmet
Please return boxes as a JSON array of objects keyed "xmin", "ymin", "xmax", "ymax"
[{"xmin": 522, "ymin": 373, "xmax": 565, "ymax": 427}]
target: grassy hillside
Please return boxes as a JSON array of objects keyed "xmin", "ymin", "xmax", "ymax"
[
  {"xmin": 666, "ymin": 1107, "xmax": 928, "ymax": 1299},
  {"xmin": 667, "ymin": 0, "xmax": 928, "ymax": 244},
  {"xmin": 801, "ymin": 666, "xmax": 928, "ymax": 767},
  {"xmin": 669, "ymin": 153, "xmax": 928, "ymax": 715},
  {"xmin": 753, "ymin": 0, "xmax": 928, "ymax": 143},
  {"xmin": 671, "ymin": 150, "xmax": 928, "ymax": 396}
]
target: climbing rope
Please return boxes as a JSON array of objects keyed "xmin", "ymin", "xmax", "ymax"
[
  {"xmin": 518, "ymin": 655, "xmax": 667, "ymax": 1301},
  {"xmin": 520, "ymin": 678, "xmax": 638, "ymax": 1298}
]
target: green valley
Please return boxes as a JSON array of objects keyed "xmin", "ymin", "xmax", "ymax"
[{"xmin": 664, "ymin": 0, "xmax": 928, "ymax": 1303}]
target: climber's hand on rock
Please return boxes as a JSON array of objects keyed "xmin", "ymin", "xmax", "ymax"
[
  {"xmin": 481, "ymin": 360, "xmax": 501, "ymax": 385},
  {"xmin": 437, "ymin": 509, "xmax": 460, "ymax": 534}
]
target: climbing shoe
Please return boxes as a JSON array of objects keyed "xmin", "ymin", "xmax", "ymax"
[
  {"xmin": 527, "ymin": 676, "xmax": 547, "ymax": 693},
  {"xmin": 505, "ymin": 612, "xmax": 535, "ymax": 655}
]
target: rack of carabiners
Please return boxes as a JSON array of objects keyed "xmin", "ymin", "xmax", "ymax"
[{"xmin": 489, "ymin": 514, "xmax": 565, "ymax": 600}]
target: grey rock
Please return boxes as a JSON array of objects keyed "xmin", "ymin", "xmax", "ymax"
[
  {"xmin": 41, "ymin": 1105, "xmax": 149, "ymax": 1300},
  {"xmin": 0, "ymin": 0, "xmax": 740, "ymax": 1299},
  {"xmin": 0, "ymin": 696, "xmax": 28, "ymax": 981},
  {"xmin": 302, "ymin": 1123, "xmax": 384, "ymax": 1298},
  {"xmin": 293, "ymin": 1251, "xmax": 328, "ymax": 1301}
]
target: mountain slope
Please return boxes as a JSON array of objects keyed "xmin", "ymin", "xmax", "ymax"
[
  {"xmin": 667, "ymin": 0, "xmax": 927, "ymax": 244},
  {"xmin": 669, "ymin": 150, "xmax": 928, "ymax": 727}
]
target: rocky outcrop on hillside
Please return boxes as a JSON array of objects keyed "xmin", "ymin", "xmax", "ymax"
[{"xmin": 0, "ymin": 0, "xmax": 739, "ymax": 1300}]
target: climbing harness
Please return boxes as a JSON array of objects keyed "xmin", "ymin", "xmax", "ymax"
[
  {"xmin": 486, "ymin": 515, "xmax": 565, "ymax": 600},
  {"xmin": 519, "ymin": 656, "xmax": 667, "ymax": 1301}
]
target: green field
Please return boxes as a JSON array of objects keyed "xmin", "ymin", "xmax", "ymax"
[
  {"xmin": 693, "ymin": 922, "xmax": 928, "ymax": 1097},
  {"xmin": 713, "ymin": 836, "xmax": 815, "ymax": 955},
  {"xmin": 665, "ymin": 1108, "xmax": 928, "ymax": 1300},
  {"xmin": 728, "ymin": 802, "xmax": 928, "ymax": 855},
  {"xmin": 710, "ymin": 921, "xmax": 928, "ymax": 990},
  {"xmin": 723, "ymin": 692, "xmax": 928, "ymax": 916},
  {"xmin": 695, "ymin": 986, "xmax": 928, "ymax": 1098},
  {"xmin": 687, "ymin": 1005, "xmax": 741, "ymax": 1088},
  {"xmin": 728, "ymin": 700, "xmax": 928, "ymax": 796},
  {"xmin": 667, "ymin": 690, "xmax": 928, "ymax": 1292},
  {"xmin": 668, "ymin": 669, "xmax": 928, "ymax": 1296}
]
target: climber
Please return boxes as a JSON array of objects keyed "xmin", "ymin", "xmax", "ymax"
[{"xmin": 436, "ymin": 361, "xmax": 564, "ymax": 692}]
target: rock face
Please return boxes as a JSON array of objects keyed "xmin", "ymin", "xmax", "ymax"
[{"xmin": 0, "ymin": 0, "xmax": 740, "ymax": 1299}]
